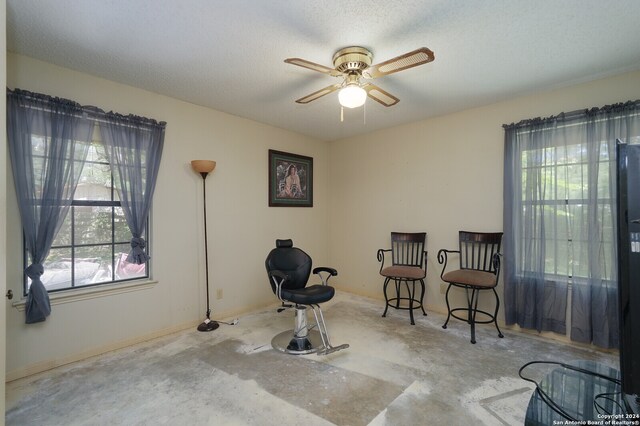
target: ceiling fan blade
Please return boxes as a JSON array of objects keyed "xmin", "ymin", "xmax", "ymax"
[
  {"xmin": 295, "ymin": 83, "xmax": 342, "ymax": 104},
  {"xmin": 285, "ymin": 58, "xmax": 343, "ymax": 77},
  {"xmin": 362, "ymin": 83, "xmax": 400, "ymax": 107},
  {"xmin": 362, "ymin": 47, "xmax": 435, "ymax": 79}
]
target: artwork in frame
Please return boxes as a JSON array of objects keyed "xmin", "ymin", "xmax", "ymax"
[{"xmin": 269, "ymin": 149, "xmax": 313, "ymax": 207}]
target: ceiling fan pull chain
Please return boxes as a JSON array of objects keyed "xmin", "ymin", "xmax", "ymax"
[{"xmin": 341, "ymin": 106, "xmax": 344, "ymax": 122}]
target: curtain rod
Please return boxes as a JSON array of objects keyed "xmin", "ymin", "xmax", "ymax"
[
  {"xmin": 7, "ymin": 88, "xmax": 167, "ymax": 130},
  {"xmin": 507, "ymin": 111, "xmax": 640, "ymax": 138},
  {"xmin": 503, "ymin": 100, "xmax": 640, "ymax": 130}
]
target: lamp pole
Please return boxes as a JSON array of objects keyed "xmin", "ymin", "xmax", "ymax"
[{"xmin": 191, "ymin": 160, "xmax": 219, "ymax": 332}]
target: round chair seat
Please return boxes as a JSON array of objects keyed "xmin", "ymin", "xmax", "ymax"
[
  {"xmin": 280, "ymin": 284, "xmax": 335, "ymax": 305},
  {"xmin": 380, "ymin": 265, "xmax": 425, "ymax": 279},
  {"xmin": 442, "ymin": 269, "xmax": 496, "ymax": 288}
]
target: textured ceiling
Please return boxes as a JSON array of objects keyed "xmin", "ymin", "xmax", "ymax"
[{"xmin": 7, "ymin": 0, "xmax": 640, "ymax": 141}]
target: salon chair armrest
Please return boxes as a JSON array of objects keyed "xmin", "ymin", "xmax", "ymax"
[
  {"xmin": 313, "ymin": 267, "xmax": 337, "ymax": 286},
  {"xmin": 268, "ymin": 270, "xmax": 288, "ymax": 301}
]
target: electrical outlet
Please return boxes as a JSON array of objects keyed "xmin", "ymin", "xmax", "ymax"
[
  {"xmin": 440, "ymin": 283, "xmax": 447, "ymax": 294},
  {"xmin": 216, "ymin": 289, "xmax": 223, "ymax": 300}
]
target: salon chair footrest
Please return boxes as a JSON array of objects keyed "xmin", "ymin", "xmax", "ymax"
[{"xmin": 317, "ymin": 343, "xmax": 350, "ymax": 356}]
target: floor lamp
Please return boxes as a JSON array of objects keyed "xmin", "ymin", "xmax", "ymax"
[{"xmin": 191, "ymin": 160, "xmax": 219, "ymax": 332}]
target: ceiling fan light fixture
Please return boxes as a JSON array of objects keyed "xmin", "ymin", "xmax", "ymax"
[
  {"xmin": 285, "ymin": 46, "xmax": 434, "ymax": 108},
  {"xmin": 338, "ymin": 85, "xmax": 367, "ymax": 108}
]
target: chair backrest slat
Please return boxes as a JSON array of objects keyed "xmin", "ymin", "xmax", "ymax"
[
  {"xmin": 458, "ymin": 231, "xmax": 503, "ymax": 273},
  {"xmin": 390, "ymin": 232, "xmax": 426, "ymax": 267}
]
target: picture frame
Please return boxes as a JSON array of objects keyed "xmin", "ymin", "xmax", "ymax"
[{"xmin": 268, "ymin": 149, "xmax": 313, "ymax": 207}]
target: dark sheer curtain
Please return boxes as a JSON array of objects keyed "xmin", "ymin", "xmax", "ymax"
[
  {"xmin": 7, "ymin": 89, "xmax": 94, "ymax": 323},
  {"xmin": 503, "ymin": 100, "xmax": 640, "ymax": 349},
  {"xmin": 99, "ymin": 113, "xmax": 165, "ymax": 264}
]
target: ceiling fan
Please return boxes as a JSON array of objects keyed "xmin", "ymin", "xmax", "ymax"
[{"xmin": 284, "ymin": 46, "xmax": 435, "ymax": 109}]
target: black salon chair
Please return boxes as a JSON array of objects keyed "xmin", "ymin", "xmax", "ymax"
[
  {"xmin": 265, "ymin": 239, "xmax": 349, "ymax": 355},
  {"xmin": 438, "ymin": 231, "xmax": 504, "ymax": 344}
]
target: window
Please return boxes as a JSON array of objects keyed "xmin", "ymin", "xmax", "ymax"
[
  {"xmin": 8, "ymin": 88, "xmax": 164, "ymax": 324},
  {"xmin": 504, "ymin": 101, "xmax": 640, "ymax": 347},
  {"xmin": 520, "ymin": 139, "xmax": 616, "ymax": 282},
  {"xmin": 24, "ymin": 137, "xmax": 148, "ymax": 294}
]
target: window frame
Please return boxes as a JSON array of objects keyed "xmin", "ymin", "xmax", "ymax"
[
  {"xmin": 516, "ymin": 139, "xmax": 616, "ymax": 282},
  {"xmin": 22, "ymin": 142, "xmax": 150, "ymax": 295}
]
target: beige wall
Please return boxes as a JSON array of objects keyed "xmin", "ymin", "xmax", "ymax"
[
  {"xmin": 6, "ymin": 50, "xmax": 640, "ymax": 380},
  {"xmin": 327, "ymin": 70, "xmax": 640, "ymax": 319},
  {"xmin": 5, "ymin": 53, "xmax": 330, "ymax": 379}
]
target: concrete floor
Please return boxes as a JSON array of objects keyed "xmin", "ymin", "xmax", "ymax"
[{"xmin": 6, "ymin": 293, "xmax": 618, "ymax": 425}]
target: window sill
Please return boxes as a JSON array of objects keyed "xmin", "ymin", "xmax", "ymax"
[
  {"xmin": 12, "ymin": 279, "xmax": 158, "ymax": 312},
  {"xmin": 515, "ymin": 274, "xmax": 616, "ymax": 289}
]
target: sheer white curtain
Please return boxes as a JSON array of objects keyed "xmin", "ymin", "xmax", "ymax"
[{"xmin": 503, "ymin": 101, "xmax": 640, "ymax": 349}]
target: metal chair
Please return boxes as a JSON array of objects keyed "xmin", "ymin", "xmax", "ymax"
[
  {"xmin": 377, "ymin": 232, "xmax": 428, "ymax": 325},
  {"xmin": 265, "ymin": 239, "xmax": 348, "ymax": 355},
  {"xmin": 438, "ymin": 231, "xmax": 504, "ymax": 344}
]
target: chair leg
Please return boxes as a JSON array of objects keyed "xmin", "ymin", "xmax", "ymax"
[
  {"xmin": 405, "ymin": 280, "xmax": 415, "ymax": 325},
  {"xmin": 382, "ymin": 277, "xmax": 391, "ymax": 318},
  {"xmin": 442, "ymin": 284, "xmax": 451, "ymax": 329},
  {"xmin": 469, "ymin": 288, "xmax": 480, "ymax": 344},
  {"xmin": 492, "ymin": 287, "xmax": 504, "ymax": 338},
  {"xmin": 442, "ymin": 283, "xmax": 453, "ymax": 329},
  {"xmin": 442, "ymin": 284, "xmax": 504, "ymax": 344},
  {"xmin": 383, "ymin": 277, "xmax": 426, "ymax": 325},
  {"xmin": 419, "ymin": 279, "xmax": 427, "ymax": 316}
]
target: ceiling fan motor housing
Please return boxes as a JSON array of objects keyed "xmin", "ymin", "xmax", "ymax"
[{"xmin": 333, "ymin": 46, "xmax": 373, "ymax": 73}]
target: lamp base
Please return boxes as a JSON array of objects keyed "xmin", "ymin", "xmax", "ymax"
[{"xmin": 197, "ymin": 318, "xmax": 220, "ymax": 332}]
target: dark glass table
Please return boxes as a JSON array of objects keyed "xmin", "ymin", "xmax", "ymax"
[{"xmin": 525, "ymin": 360, "xmax": 624, "ymax": 425}]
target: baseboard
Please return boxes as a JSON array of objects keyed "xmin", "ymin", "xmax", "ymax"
[
  {"xmin": 335, "ymin": 287, "xmax": 616, "ymax": 355},
  {"xmin": 6, "ymin": 300, "xmax": 275, "ymax": 383},
  {"xmin": 5, "ymin": 321, "xmax": 196, "ymax": 382},
  {"xmin": 7, "ymin": 290, "xmax": 614, "ymax": 382}
]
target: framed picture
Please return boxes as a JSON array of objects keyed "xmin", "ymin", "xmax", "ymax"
[{"xmin": 269, "ymin": 149, "xmax": 313, "ymax": 207}]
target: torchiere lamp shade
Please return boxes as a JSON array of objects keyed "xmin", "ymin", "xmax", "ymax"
[{"xmin": 191, "ymin": 160, "xmax": 216, "ymax": 174}]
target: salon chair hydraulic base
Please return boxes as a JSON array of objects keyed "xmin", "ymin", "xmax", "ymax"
[{"xmin": 271, "ymin": 305, "xmax": 348, "ymax": 356}]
